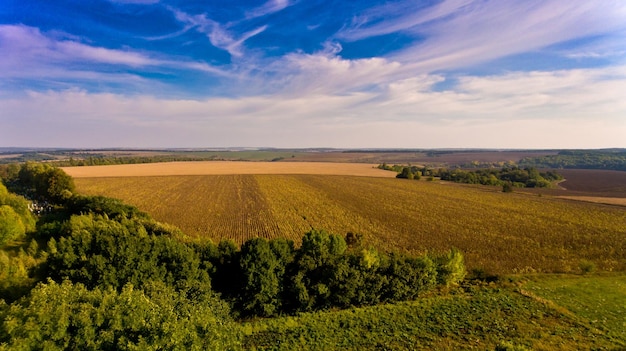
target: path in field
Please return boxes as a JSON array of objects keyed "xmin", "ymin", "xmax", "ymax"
[
  {"xmin": 62, "ymin": 161, "xmax": 395, "ymax": 178},
  {"xmin": 75, "ymin": 175, "xmax": 626, "ymax": 274}
]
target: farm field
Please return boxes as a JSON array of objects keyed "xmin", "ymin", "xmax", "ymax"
[
  {"xmin": 62, "ymin": 161, "xmax": 394, "ymax": 178},
  {"xmin": 74, "ymin": 173, "xmax": 626, "ymax": 274}
]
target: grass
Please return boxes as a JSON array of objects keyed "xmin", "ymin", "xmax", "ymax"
[
  {"xmin": 241, "ymin": 282, "xmax": 622, "ymax": 350},
  {"xmin": 73, "ymin": 174, "xmax": 626, "ymax": 274},
  {"xmin": 523, "ymin": 274, "xmax": 626, "ymax": 346}
]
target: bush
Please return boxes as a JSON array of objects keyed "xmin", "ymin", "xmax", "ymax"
[
  {"xmin": 0, "ymin": 280, "xmax": 242, "ymax": 350},
  {"xmin": 579, "ymin": 259, "xmax": 596, "ymax": 274}
]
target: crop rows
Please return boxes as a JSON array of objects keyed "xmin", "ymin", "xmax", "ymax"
[{"xmin": 74, "ymin": 175, "xmax": 626, "ymax": 274}]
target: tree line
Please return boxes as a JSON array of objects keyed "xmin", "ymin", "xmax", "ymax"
[
  {"xmin": 379, "ymin": 163, "xmax": 562, "ymax": 188},
  {"xmin": 0, "ymin": 163, "xmax": 466, "ymax": 349},
  {"xmin": 519, "ymin": 150, "xmax": 626, "ymax": 171}
]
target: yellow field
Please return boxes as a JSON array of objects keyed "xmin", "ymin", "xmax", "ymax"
[
  {"xmin": 62, "ymin": 161, "xmax": 395, "ymax": 178},
  {"xmin": 74, "ymin": 174, "xmax": 626, "ymax": 274}
]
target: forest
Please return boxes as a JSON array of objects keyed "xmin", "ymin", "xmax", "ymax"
[{"xmin": 0, "ymin": 163, "xmax": 464, "ymax": 349}]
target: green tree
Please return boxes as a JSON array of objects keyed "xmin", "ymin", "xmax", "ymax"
[
  {"xmin": 288, "ymin": 229, "xmax": 348, "ymax": 311},
  {"xmin": 47, "ymin": 214, "xmax": 210, "ymax": 293},
  {"xmin": 396, "ymin": 167, "xmax": 414, "ymax": 179},
  {"xmin": 238, "ymin": 238, "xmax": 283, "ymax": 317},
  {"xmin": 0, "ymin": 183, "xmax": 35, "ymax": 232},
  {"xmin": 0, "ymin": 205, "xmax": 26, "ymax": 246},
  {"xmin": 0, "ymin": 280, "xmax": 242, "ymax": 350},
  {"xmin": 434, "ymin": 248, "xmax": 466, "ymax": 286}
]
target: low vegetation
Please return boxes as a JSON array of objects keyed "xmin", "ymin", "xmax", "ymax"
[{"xmin": 243, "ymin": 282, "xmax": 624, "ymax": 350}]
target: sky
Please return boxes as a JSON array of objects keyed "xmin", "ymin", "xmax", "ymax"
[{"xmin": 1, "ymin": 0, "xmax": 626, "ymax": 149}]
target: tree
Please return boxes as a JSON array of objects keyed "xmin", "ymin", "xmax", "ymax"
[
  {"xmin": 238, "ymin": 238, "xmax": 283, "ymax": 317},
  {"xmin": 287, "ymin": 229, "xmax": 348, "ymax": 311},
  {"xmin": 45, "ymin": 167, "xmax": 75, "ymax": 202},
  {"xmin": 396, "ymin": 167, "xmax": 414, "ymax": 179},
  {"xmin": 0, "ymin": 205, "xmax": 25, "ymax": 246},
  {"xmin": 434, "ymin": 248, "xmax": 466, "ymax": 286},
  {"xmin": 0, "ymin": 280, "xmax": 242, "ymax": 350},
  {"xmin": 502, "ymin": 182, "xmax": 513, "ymax": 193}
]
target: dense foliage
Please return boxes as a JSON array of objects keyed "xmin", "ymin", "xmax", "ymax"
[
  {"xmin": 436, "ymin": 167, "xmax": 562, "ymax": 188},
  {"xmin": 0, "ymin": 280, "xmax": 241, "ymax": 351},
  {"xmin": 519, "ymin": 149, "xmax": 626, "ymax": 171},
  {"xmin": 379, "ymin": 163, "xmax": 562, "ymax": 188},
  {"xmin": 1, "ymin": 162, "xmax": 76, "ymax": 203},
  {"xmin": 211, "ymin": 230, "xmax": 465, "ymax": 317},
  {"xmin": 0, "ymin": 183, "xmax": 35, "ymax": 247}
]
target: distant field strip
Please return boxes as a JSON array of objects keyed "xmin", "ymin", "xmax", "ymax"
[
  {"xmin": 557, "ymin": 196, "xmax": 626, "ymax": 207},
  {"xmin": 74, "ymin": 175, "xmax": 626, "ymax": 274},
  {"xmin": 62, "ymin": 161, "xmax": 395, "ymax": 178}
]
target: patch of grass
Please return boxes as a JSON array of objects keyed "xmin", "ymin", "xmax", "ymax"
[
  {"xmin": 524, "ymin": 274, "xmax": 626, "ymax": 346},
  {"xmin": 242, "ymin": 284, "xmax": 620, "ymax": 350}
]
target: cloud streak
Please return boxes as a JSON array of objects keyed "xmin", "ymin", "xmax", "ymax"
[
  {"xmin": 169, "ymin": 8, "xmax": 268, "ymax": 58},
  {"xmin": 246, "ymin": 0, "xmax": 291, "ymax": 19},
  {"xmin": 338, "ymin": 0, "xmax": 626, "ymax": 72}
]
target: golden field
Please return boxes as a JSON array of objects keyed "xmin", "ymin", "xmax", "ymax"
[
  {"xmin": 62, "ymin": 161, "xmax": 395, "ymax": 178},
  {"xmin": 72, "ymin": 164, "xmax": 626, "ymax": 274}
]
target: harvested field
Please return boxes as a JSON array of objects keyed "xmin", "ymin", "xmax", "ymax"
[
  {"xmin": 74, "ymin": 174, "xmax": 626, "ymax": 274},
  {"xmin": 62, "ymin": 161, "xmax": 394, "ymax": 178}
]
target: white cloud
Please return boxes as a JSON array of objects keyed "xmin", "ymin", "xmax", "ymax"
[{"xmin": 2, "ymin": 65, "xmax": 625, "ymax": 148}]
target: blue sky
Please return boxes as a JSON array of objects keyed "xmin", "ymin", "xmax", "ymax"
[{"xmin": 1, "ymin": 0, "xmax": 625, "ymax": 148}]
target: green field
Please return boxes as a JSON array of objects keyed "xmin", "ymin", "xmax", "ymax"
[
  {"xmin": 524, "ymin": 274, "xmax": 626, "ymax": 345},
  {"xmin": 75, "ymin": 174, "xmax": 626, "ymax": 274},
  {"xmin": 243, "ymin": 275, "xmax": 626, "ymax": 350}
]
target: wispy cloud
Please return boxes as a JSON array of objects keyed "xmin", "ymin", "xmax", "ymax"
[
  {"xmin": 337, "ymin": 0, "xmax": 626, "ymax": 71},
  {"xmin": 0, "ymin": 25, "xmax": 154, "ymax": 67},
  {"xmin": 107, "ymin": 0, "xmax": 160, "ymax": 4},
  {"xmin": 169, "ymin": 8, "xmax": 268, "ymax": 58},
  {"xmin": 338, "ymin": 0, "xmax": 474, "ymax": 41},
  {"xmin": 246, "ymin": 0, "xmax": 291, "ymax": 19},
  {"xmin": 0, "ymin": 24, "xmax": 229, "ymax": 87}
]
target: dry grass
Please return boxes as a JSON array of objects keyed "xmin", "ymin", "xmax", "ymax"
[{"xmin": 62, "ymin": 161, "xmax": 395, "ymax": 178}]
